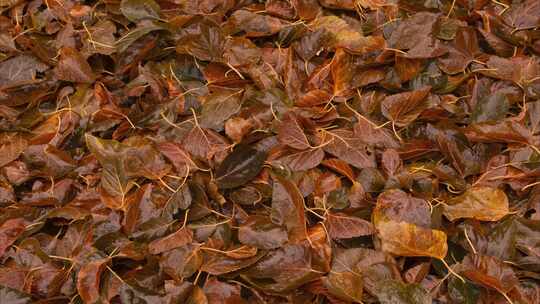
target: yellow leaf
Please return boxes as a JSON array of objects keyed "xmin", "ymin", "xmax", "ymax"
[
  {"xmin": 443, "ymin": 187, "xmax": 509, "ymax": 221},
  {"xmin": 377, "ymin": 220, "xmax": 447, "ymax": 259}
]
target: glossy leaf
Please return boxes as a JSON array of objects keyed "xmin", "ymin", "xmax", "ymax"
[
  {"xmin": 274, "ymin": 148, "xmax": 325, "ymax": 171},
  {"xmin": 224, "ymin": 10, "xmax": 285, "ymax": 37},
  {"xmin": 176, "ymin": 18, "xmax": 225, "ymax": 62},
  {"xmin": 444, "ymin": 187, "xmax": 509, "ymax": 221},
  {"xmin": 0, "ymin": 55, "xmax": 48, "ymax": 87},
  {"xmin": 77, "ymin": 258, "xmax": 109, "ymax": 303},
  {"xmin": 148, "ymin": 227, "xmax": 193, "ymax": 254},
  {"xmin": 373, "ymin": 189, "xmax": 431, "ymax": 228},
  {"xmin": 325, "ymin": 212, "xmax": 374, "ymax": 239},
  {"xmin": 86, "ymin": 134, "xmax": 169, "ymax": 209},
  {"xmin": 214, "ymin": 145, "xmax": 267, "ymax": 189},
  {"xmin": 460, "ymin": 254, "xmax": 519, "ymax": 293},
  {"xmin": 271, "ymin": 175, "xmax": 307, "ymax": 243},
  {"xmin": 238, "ymin": 215, "xmax": 288, "ymax": 249},
  {"xmin": 0, "ymin": 218, "xmax": 26, "ymax": 257},
  {"xmin": 377, "ymin": 220, "xmax": 448, "ymax": 259},
  {"xmin": 199, "ymin": 90, "xmax": 243, "ymax": 131},
  {"xmin": 323, "ymin": 129, "xmax": 376, "ymax": 169},
  {"xmin": 277, "ymin": 112, "xmax": 311, "ymax": 150},
  {"xmin": 0, "ymin": 285, "xmax": 32, "ymax": 304},
  {"xmin": 381, "ymin": 87, "xmax": 431, "ymax": 127},
  {"xmin": 2, "ymin": 1, "xmax": 540, "ymax": 302}
]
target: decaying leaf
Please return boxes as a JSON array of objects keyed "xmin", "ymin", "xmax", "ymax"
[
  {"xmin": 76, "ymin": 258, "xmax": 110, "ymax": 304},
  {"xmin": 377, "ymin": 220, "xmax": 448, "ymax": 259},
  {"xmin": 271, "ymin": 175, "xmax": 307, "ymax": 243},
  {"xmin": 444, "ymin": 187, "xmax": 509, "ymax": 221},
  {"xmin": 0, "ymin": 133, "xmax": 27, "ymax": 167},
  {"xmin": 0, "ymin": 218, "xmax": 26, "ymax": 257},
  {"xmin": 214, "ymin": 144, "xmax": 267, "ymax": 189},
  {"xmin": 325, "ymin": 212, "xmax": 374, "ymax": 239},
  {"xmin": 1, "ymin": 1, "xmax": 539, "ymax": 303},
  {"xmin": 86, "ymin": 134, "xmax": 169, "ymax": 209}
]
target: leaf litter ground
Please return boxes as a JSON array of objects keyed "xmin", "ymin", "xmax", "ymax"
[{"xmin": 0, "ymin": 0, "xmax": 539, "ymax": 303}]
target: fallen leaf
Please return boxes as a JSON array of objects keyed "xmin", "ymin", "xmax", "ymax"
[
  {"xmin": 377, "ymin": 220, "xmax": 448, "ymax": 259},
  {"xmin": 443, "ymin": 187, "xmax": 509, "ymax": 221},
  {"xmin": 214, "ymin": 145, "xmax": 267, "ymax": 189}
]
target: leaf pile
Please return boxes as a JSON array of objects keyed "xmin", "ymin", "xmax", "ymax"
[{"xmin": 0, "ymin": 0, "xmax": 539, "ymax": 303}]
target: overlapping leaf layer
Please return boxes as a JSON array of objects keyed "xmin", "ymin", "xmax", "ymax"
[{"xmin": 0, "ymin": 0, "xmax": 539, "ymax": 303}]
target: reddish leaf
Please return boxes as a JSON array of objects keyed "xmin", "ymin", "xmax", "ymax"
[
  {"xmin": 274, "ymin": 148, "xmax": 325, "ymax": 171},
  {"xmin": 325, "ymin": 212, "xmax": 374, "ymax": 239},
  {"xmin": 148, "ymin": 227, "xmax": 194, "ymax": 254},
  {"xmin": 55, "ymin": 47, "xmax": 95, "ymax": 83},
  {"xmin": 0, "ymin": 218, "xmax": 26, "ymax": 257},
  {"xmin": 76, "ymin": 258, "xmax": 109, "ymax": 303},
  {"xmin": 271, "ymin": 175, "xmax": 307, "ymax": 243},
  {"xmin": 460, "ymin": 254, "xmax": 519, "ymax": 293},
  {"xmin": 381, "ymin": 87, "xmax": 431, "ymax": 127},
  {"xmin": 277, "ymin": 112, "xmax": 312, "ymax": 150},
  {"xmin": 0, "ymin": 133, "xmax": 27, "ymax": 167}
]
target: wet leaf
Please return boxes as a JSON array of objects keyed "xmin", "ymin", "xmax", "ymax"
[
  {"xmin": 54, "ymin": 47, "xmax": 95, "ymax": 83},
  {"xmin": 377, "ymin": 220, "xmax": 448, "ymax": 259},
  {"xmin": 373, "ymin": 189, "xmax": 432, "ymax": 228},
  {"xmin": 199, "ymin": 90, "xmax": 243, "ymax": 131},
  {"xmin": 443, "ymin": 187, "xmax": 509, "ymax": 221},
  {"xmin": 271, "ymin": 175, "xmax": 307, "ymax": 243},
  {"xmin": 381, "ymin": 87, "xmax": 431, "ymax": 127},
  {"xmin": 160, "ymin": 244, "xmax": 202, "ymax": 280},
  {"xmin": 376, "ymin": 280, "xmax": 431, "ymax": 304},
  {"xmin": 471, "ymin": 91, "xmax": 509, "ymax": 123},
  {"xmin": 325, "ymin": 212, "xmax": 374, "ymax": 239},
  {"xmin": 460, "ymin": 254, "xmax": 519, "ymax": 293},
  {"xmin": 224, "ymin": 10, "xmax": 285, "ymax": 37},
  {"xmin": 176, "ymin": 17, "xmax": 225, "ymax": 62},
  {"xmin": 312, "ymin": 15, "xmax": 385, "ymax": 53},
  {"xmin": 242, "ymin": 244, "xmax": 318, "ymax": 292},
  {"xmin": 277, "ymin": 112, "xmax": 311, "ymax": 150},
  {"xmin": 201, "ymin": 247, "xmax": 264, "ymax": 276},
  {"xmin": 2, "ymin": 1, "xmax": 539, "ymax": 302},
  {"xmin": 0, "ymin": 285, "xmax": 32, "ymax": 304},
  {"xmin": 323, "ymin": 129, "xmax": 376, "ymax": 169},
  {"xmin": 148, "ymin": 227, "xmax": 193, "ymax": 254},
  {"xmin": 0, "ymin": 55, "xmax": 48, "ymax": 88},
  {"xmin": 238, "ymin": 215, "xmax": 288, "ymax": 250},
  {"xmin": 274, "ymin": 148, "xmax": 325, "ymax": 171},
  {"xmin": 0, "ymin": 218, "xmax": 26, "ymax": 257},
  {"xmin": 0, "ymin": 133, "xmax": 27, "ymax": 167},
  {"xmin": 77, "ymin": 258, "xmax": 109, "ymax": 303},
  {"xmin": 120, "ymin": 0, "xmax": 160, "ymax": 22},
  {"xmin": 214, "ymin": 144, "xmax": 267, "ymax": 189},
  {"xmin": 203, "ymin": 277, "xmax": 244, "ymax": 304},
  {"xmin": 86, "ymin": 134, "xmax": 169, "ymax": 209}
]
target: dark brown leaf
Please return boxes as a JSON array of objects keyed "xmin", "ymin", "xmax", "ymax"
[{"xmin": 214, "ymin": 144, "xmax": 267, "ymax": 189}]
